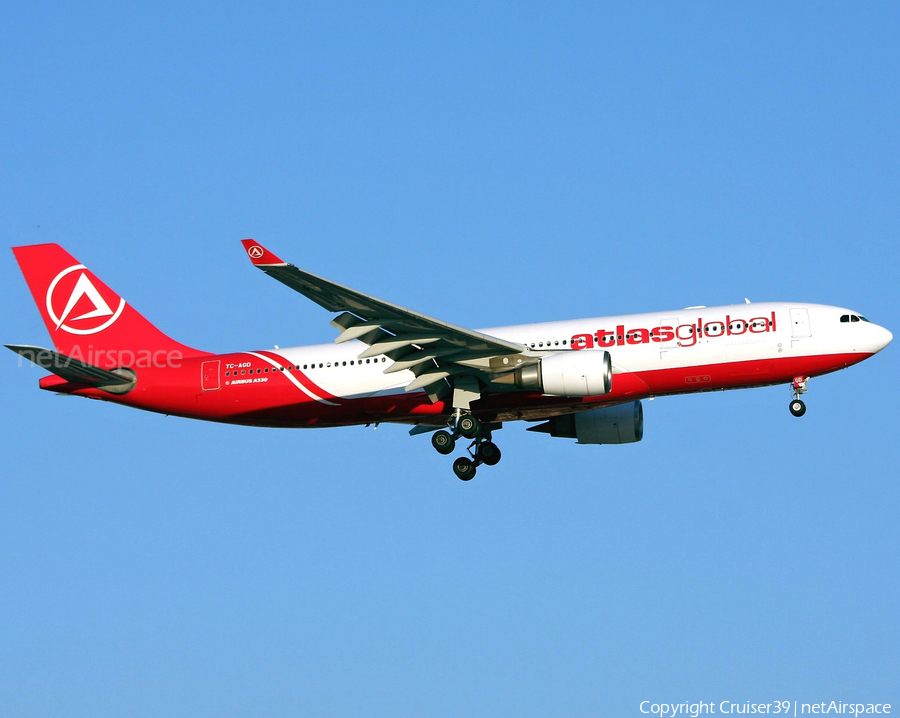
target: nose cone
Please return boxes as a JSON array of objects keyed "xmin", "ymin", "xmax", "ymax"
[{"xmin": 873, "ymin": 325, "xmax": 893, "ymax": 353}]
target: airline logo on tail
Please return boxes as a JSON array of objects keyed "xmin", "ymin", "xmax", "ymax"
[{"xmin": 45, "ymin": 264, "xmax": 126, "ymax": 335}]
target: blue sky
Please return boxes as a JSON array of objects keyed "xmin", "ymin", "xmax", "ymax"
[{"xmin": 2, "ymin": 3, "xmax": 898, "ymax": 716}]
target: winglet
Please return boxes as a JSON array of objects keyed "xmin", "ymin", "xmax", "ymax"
[{"xmin": 241, "ymin": 239, "xmax": 286, "ymax": 266}]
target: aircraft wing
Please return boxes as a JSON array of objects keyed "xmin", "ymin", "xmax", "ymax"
[{"xmin": 240, "ymin": 240, "xmax": 527, "ymax": 400}]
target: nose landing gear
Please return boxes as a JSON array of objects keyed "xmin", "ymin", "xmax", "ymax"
[{"xmin": 789, "ymin": 376, "xmax": 808, "ymax": 417}]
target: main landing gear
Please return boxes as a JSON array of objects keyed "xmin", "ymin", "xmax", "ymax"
[
  {"xmin": 789, "ymin": 376, "xmax": 808, "ymax": 417},
  {"xmin": 431, "ymin": 411, "xmax": 502, "ymax": 481}
]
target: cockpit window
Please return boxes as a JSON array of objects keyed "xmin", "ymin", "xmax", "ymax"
[
  {"xmin": 840, "ymin": 315, "xmax": 849, "ymax": 322},
  {"xmin": 860, "ymin": 316, "xmax": 870, "ymax": 322},
  {"xmin": 851, "ymin": 315, "xmax": 860, "ymax": 322}
]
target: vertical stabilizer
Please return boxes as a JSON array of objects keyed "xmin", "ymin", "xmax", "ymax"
[{"xmin": 12, "ymin": 243, "xmax": 207, "ymax": 368}]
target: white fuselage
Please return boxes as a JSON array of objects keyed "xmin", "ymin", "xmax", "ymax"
[{"xmin": 250, "ymin": 302, "xmax": 891, "ymax": 402}]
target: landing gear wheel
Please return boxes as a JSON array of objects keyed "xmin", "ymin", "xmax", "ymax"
[
  {"xmin": 789, "ymin": 399, "xmax": 806, "ymax": 417},
  {"xmin": 457, "ymin": 415, "xmax": 481, "ymax": 439},
  {"xmin": 453, "ymin": 457, "xmax": 477, "ymax": 481},
  {"xmin": 476, "ymin": 441, "xmax": 501, "ymax": 466},
  {"xmin": 431, "ymin": 430, "xmax": 456, "ymax": 455}
]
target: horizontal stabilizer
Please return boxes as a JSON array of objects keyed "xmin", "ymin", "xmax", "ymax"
[{"xmin": 6, "ymin": 344, "xmax": 136, "ymax": 394}]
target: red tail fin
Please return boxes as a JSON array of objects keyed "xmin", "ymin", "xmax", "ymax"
[{"xmin": 12, "ymin": 243, "xmax": 207, "ymax": 368}]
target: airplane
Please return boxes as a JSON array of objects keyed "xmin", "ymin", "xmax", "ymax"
[{"xmin": 7, "ymin": 241, "xmax": 893, "ymax": 480}]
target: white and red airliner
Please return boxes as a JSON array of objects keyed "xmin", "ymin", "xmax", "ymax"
[{"xmin": 8, "ymin": 241, "xmax": 892, "ymax": 479}]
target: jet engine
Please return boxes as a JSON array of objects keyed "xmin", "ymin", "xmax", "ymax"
[
  {"xmin": 528, "ymin": 401, "xmax": 643, "ymax": 444},
  {"xmin": 512, "ymin": 350, "xmax": 612, "ymax": 397}
]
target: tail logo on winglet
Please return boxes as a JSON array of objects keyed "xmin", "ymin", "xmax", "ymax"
[{"xmin": 45, "ymin": 264, "xmax": 126, "ymax": 335}]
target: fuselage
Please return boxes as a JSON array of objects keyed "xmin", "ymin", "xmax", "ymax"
[{"xmin": 44, "ymin": 302, "xmax": 892, "ymax": 428}]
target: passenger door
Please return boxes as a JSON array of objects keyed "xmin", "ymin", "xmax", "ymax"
[
  {"xmin": 789, "ymin": 308, "xmax": 811, "ymax": 338},
  {"xmin": 658, "ymin": 317, "xmax": 678, "ymax": 361},
  {"xmin": 201, "ymin": 360, "xmax": 221, "ymax": 391},
  {"xmin": 789, "ymin": 307, "xmax": 811, "ymax": 350}
]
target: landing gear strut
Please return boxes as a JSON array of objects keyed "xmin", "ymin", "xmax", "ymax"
[
  {"xmin": 435, "ymin": 380, "xmax": 502, "ymax": 480},
  {"xmin": 789, "ymin": 376, "xmax": 808, "ymax": 417},
  {"xmin": 429, "ymin": 410, "xmax": 502, "ymax": 480}
]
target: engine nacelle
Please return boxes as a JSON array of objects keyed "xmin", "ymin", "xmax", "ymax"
[
  {"xmin": 529, "ymin": 401, "xmax": 644, "ymax": 444},
  {"xmin": 514, "ymin": 350, "xmax": 612, "ymax": 397}
]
